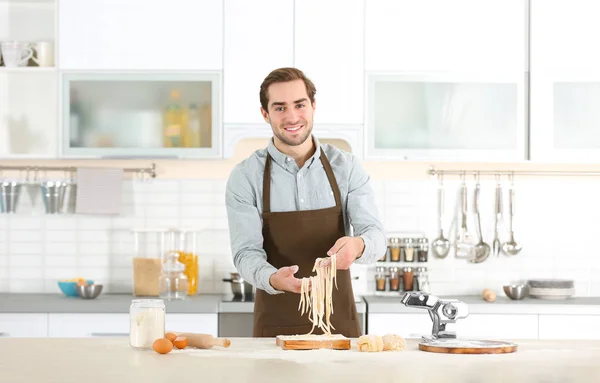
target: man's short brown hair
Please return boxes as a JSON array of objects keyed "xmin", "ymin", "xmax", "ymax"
[{"xmin": 259, "ymin": 67, "xmax": 316, "ymax": 112}]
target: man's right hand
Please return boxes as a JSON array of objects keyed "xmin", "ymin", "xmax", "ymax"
[{"xmin": 269, "ymin": 265, "xmax": 302, "ymax": 293}]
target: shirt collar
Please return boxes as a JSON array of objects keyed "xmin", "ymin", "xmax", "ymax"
[{"xmin": 267, "ymin": 135, "xmax": 322, "ymax": 170}]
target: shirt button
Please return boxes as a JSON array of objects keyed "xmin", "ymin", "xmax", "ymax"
[
  {"xmin": 298, "ymin": 173, "xmax": 302, "ymax": 178},
  {"xmin": 287, "ymin": 157, "xmax": 292, "ymax": 162}
]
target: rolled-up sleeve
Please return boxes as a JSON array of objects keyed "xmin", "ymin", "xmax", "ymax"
[
  {"xmin": 345, "ymin": 156, "xmax": 387, "ymax": 264},
  {"xmin": 225, "ymin": 165, "xmax": 283, "ymax": 295}
]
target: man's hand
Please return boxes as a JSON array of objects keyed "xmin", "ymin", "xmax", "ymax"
[
  {"xmin": 321, "ymin": 236, "xmax": 365, "ymax": 269},
  {"xmin": 269, "ymin": 265, "xmax": 303, "ymax": 293}
]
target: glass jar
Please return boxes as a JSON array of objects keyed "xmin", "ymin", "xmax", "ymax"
[
  {"xmin": 403, "ymin": 238, "xmax": 415, "ymax": 262},
  {"xmin": 389, "ymin": 237, "xmax": 401, "ymax": 262},
  {"xmin": 417, "ymin": 238, "xmax": 429, "ymax": 262},
  {"xmin": 416, "ymin": 267, "xmax": 430, "ymax": 293},
  {"xmin": 388, "ymin": 267, "xmax": 400, "ymax": 291},
  {"xmin": 403, "ymin": 267, "xmax": 414, "ymax": 291},
  {"xmin": 375, "ymin": 267, "xmax": 387, "ymax": 292},
  {"xmin": 177, "ymin": 251, "xmax": 198, "ymax": 295},
  {"xmin": 129, "ymin": 299, "xmax": 165, "ymax": 349},
  {"xmin": 159, "ymin": 251, "xmax": 188, "ymax": 300}
]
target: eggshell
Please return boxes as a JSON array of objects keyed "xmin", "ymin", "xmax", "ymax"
[{"xmin": 153, "ymin": 338, "xmax": 173, "ymax": 354}]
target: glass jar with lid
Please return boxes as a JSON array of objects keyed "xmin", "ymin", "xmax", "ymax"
[
  {"xmin": 403, "ymin": 267, "xmax": 414, "ymax": 291},
  {"xmin": 388, "ymin": 267, "xmax": 400, "ymax": 291},
  {"xmin": 403, "ymin": 238, "xmax": 415, "ymax": 262},
  {"xmin": 375, "ymin": 266, "xmax": 387, "ymax": 292},
  {"xmin": 415, "ymin": 267, "xmax": 430, "ymax": 292},
  {"xmin": 389, "ymin": 237, "xmax": 401, "ymax": 262},
  {"xmin": 129, "ymin": 299, "xmax": 165, "ymax": 349},
  {"xmin": 159, "ymin": 250, "xmax": 188, "ymax": 300},
  {"xmin": 417, "ymin": 237, "xmax": 429, "ymax": 262}
]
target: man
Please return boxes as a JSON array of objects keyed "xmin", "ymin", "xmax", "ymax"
[{"xmin": 225, "ymin": 67, "xmax": 386, "ymax": 338}]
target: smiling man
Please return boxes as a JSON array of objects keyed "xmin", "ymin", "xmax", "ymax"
[{"xmin": 225, "ymin": 67, "xmax": 386, "ymax": 338}]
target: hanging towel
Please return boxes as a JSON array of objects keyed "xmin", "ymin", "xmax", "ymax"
[{"xmin": 75, "ymin": 167, "xmax": 124, "ymax": 215}]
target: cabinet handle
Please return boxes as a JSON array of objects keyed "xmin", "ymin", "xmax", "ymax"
[
  {"xmin": 0, "ymin": 332, "xmax": 8, "ymax": 337},
  {"xmin": 89, "ymin": 333, "xmax": 129, "ymax": 337}
]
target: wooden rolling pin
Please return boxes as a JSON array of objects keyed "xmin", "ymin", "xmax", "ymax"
[{"xmin": 173, "ymin": 332, "xmax": 231, "ymax": 349}]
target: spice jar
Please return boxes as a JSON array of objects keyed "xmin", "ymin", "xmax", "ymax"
[
  {"xmin": 415, "ymin": 267, "xmax": 430, "ymax": 293},
  {"xmin": 388, "ymin": 267, "xmax": 400, "ymax": 291},
  {"xmin": 389, "ymin": 237, "xmax": 401, "ymax": 262},
  {"xmin": 403, "ymin": 267, "xmax": 414, "ymax": 291},
  {"xmin": 403, "ymin": 238, "xmax": 415, "ymax": 262},
  {"xmin": 417, "ymin": 238, "xmax": 429, "ymax": 262},
  {"xmin": 159, "ymin": 251, "xmax": 188, "ymax": 300},
  {"xmin": 375, "ymin": 267, "xmax": 387, "ymax": 291},
  {"xmin": 129, "ymin": 299, "xmax": 165, "ymax": 349}
]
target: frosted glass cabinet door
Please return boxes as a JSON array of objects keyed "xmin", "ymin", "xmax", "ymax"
[
  {"xmin": 365, "ymin": 73, "xmax": 527, "ymax": 161},
  {"xmin": 61, "ymin": 72, "xmax": 221, "ymax": 158},
  {"xmin": 530, "ymin": 71, "xmax": 600, "ymax": 162}
]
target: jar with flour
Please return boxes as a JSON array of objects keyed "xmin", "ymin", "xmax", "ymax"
[{"xmin": 129, "ymin": 299, "xmax": 165, "ymax": 349}]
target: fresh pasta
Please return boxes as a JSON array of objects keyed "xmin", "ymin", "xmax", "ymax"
[{"xmin": 298, "ymin": 254, "xmax": 337, "ymax": 335}]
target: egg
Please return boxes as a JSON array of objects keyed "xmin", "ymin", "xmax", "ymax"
[
  {"xmin": 153, "ymin": 338, "xmax": 173, "ymax": 354},
  {"xmin": 173, "ymin": 336, "xmax": 188, "ymax": 349},
  {"xmin": 164, "ymin": 332, "xmax": 177, "ymax": 343}
]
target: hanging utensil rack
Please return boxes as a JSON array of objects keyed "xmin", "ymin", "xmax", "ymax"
[
  {"xmin": 429, "ymin": 166, "xmax": 600, "ymax": 178},
  {"xmin": 0, "ymin": 163, "xmax": 157, "ymax": 178}
]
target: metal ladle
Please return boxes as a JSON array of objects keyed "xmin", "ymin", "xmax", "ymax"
[
  {"xmin": 431, "ymin": 175, "xmax": 450, "ymax": 258},
  {"xmin": 492, "ymin": 175, "xmax": 503, "ymax": 258},
  {"xmin": 502, "ymin": 173, "xmax": 522, "ymax": 256},
  {"xmin": 471, "ymin": 173, "xmax": 491, "ymax": 263}
]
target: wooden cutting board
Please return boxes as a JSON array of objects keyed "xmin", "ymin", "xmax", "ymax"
[
  {"xmin": 418, "ymin": 339, "xmax": 518, "ymax": 354},
  {"xmin": 276, "ymin": 334, "xmax": 351, "ymax": 350}
]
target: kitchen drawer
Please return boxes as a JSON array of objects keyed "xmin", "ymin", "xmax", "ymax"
[
  {"xmin": 48, "ymin": 314, "xmax": 129, "ymax": 338},
  {"xmin": 166, "ymin": 314, "xmax": 218, "ymax": 337},
  {"xmin": 0, "ymin": 314, "xmax": 48, "ymax": 338},
  {"xmin": 539, "ymin": 315, "xmax": 600, "ymax": 340},
  {"xmin": 367, "ymin": 313, "xmax": 432, "ymax": 338},
  {"xmin": 456, "ymin": 314, "xmax": 538, "ymax": 340}
]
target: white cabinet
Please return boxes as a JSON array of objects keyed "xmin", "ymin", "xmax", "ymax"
[
  {"xmin": 455, "ymin": 314, "xmax": 538, "ymax": 340},
  {"xmin": 367, "ymin": 313, "xmax": 433, "ymax": 338},
  {"xmin": 48, "ymin": 314, "xmax": 129, "ymax": 337},
  {"xmin": 365, "ymin": 0, "xmax": 527, "ymax": 72},
  {"xmin": 223, "ymin": 0, "xmax": 293, "ymax": 124},
  {"xmin": 166, "ymin": 314, "xmax": 218, "ymax": 337},
  {"xmin": 539, "ymin": 315, "xmax": 600, "ymax": 340},
  {"xmin": 58, "ymin": 0, "xmax": 223, "ymax": 70},
  {"xmin": 294, "ymin": 0, "xmax": 364, "ymax": 125},
  {"xmin": 529, "ymin": 0, "xmax": 600, "ymax": 162},
  {"xmin": 0, "ymin": 314, "xmax": 48, "ymax": 338}
]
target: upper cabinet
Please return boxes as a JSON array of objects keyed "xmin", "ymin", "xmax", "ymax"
[
  {"xmin": 529, "ymin": 0, "xmax": 600, "ymax": 162},
  {"xmin": 58, "ymin": 0, "xmax": 223, "ymax": 70},
  {"xmin": 294, "ymin": 0, "xmax": 364, "ymax": 125},
  {"xmin": 365, "ymin": 0, "xmax": 527, "ymax": 72}
]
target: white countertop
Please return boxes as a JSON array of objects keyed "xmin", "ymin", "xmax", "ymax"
[{"xmin": 1, "ymin": 337, "xmax": 599, "ymax": 382}]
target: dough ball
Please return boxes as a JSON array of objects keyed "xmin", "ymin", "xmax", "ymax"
[
  {"xmin": 382, "ymin": 334, "xmax": 406, "ymax": 351},
  {"xmin": 357, "ymin": 335, "xmax": 384, "ymax": 352},
  {"xmin": 482, "ymin": 288, "xmax": 496, "ymax": 302}
]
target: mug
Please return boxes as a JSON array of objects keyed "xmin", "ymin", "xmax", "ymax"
[
  {"xmin": 0, "ymin": 41, "xmax": 33, "ymax": 67},
  {"xmin": 32, "ymin": 41, "xmax": 54, "ymax": 67}
]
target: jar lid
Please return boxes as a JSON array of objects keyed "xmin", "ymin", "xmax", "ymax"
[
  {"xmin": 131, "ymin": 299, "xmax": 165, "ymax": 308},
  {"xmin": 389, "ymin": 267, "xmax": 399, "ymax": 273},
  {"xmin": 376, "ymin": 266, "xmax": 386, "ymax": 273},
  {"xmin": 163, "ymin": 251, "xmax": 186, "ymax": 273},
  {"xmin": 389, "ymin": 237, "xmax": 400, "ymax": 244},
  {"xmin": 403, "ymin": 238, "xmax": 414, "ymax": 244},
  {"xmin": 418, "ymin": 238, "xmax": 428, "ymax": 244},
  {"xmin": 403, "ymin": 267, "xmax": 413, "ymax": 272}
]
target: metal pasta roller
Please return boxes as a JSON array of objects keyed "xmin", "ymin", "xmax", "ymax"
[{"xmin": 401, "ymin": 291, "xmax": 469, "ymax": 341}]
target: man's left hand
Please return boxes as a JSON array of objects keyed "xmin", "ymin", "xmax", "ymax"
[{"xmin": 321, "ymin": 236, "xmax": 365, "ymax": 269}]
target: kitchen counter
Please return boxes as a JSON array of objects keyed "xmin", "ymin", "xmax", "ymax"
[
  {"xmin": 364, "ymin": 294, "xmax": 600, "ymax": 315},
  {"xmin": 1, "ymin": 337, "xmax": 599, "ymax": 383}
]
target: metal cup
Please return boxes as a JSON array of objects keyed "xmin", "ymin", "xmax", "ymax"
[{"xmin": 0, "ymin": 181, "xmax": 22, "ymax": 214}]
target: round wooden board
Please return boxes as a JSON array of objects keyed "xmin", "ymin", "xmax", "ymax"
[{"xmin": 418, "ymin": 339, "xmax": 518, "ymax": 354}]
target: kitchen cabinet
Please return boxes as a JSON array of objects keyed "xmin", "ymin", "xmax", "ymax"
[
  {"xmin": 539, "ymin": 314, "xmax": 600, "ymax": 340},
  {"xmin": 365, "ymin": 72, "xmax": 527, "ymax": 161},
  {"xmin": 0, "ymin": 313, "xmax": 48, "ymax": 338},
  {"xmin": 58, "ymin": 0, "xmax": 223, "ymax": 70},
  {"xmin": 529, "ymin": 0, "xmax": 600, "ymax": 162},
  {"xmin": 60, "ymin": 72, "xmax": 221, "ymax": 158},
  {"xmin": 48, "ymin": 313, "xmax": 129, "ymax": 337},
  {"xmin": 365, "ymin": 0, "xmax": 527, "ymax": 72},
  {"xmin": 166, "ymin": 314, "xmax": 218, "ymax": 337},
  {"xmin": 367, "ymin": 313, "xmax": 433, "ymax": 338}
]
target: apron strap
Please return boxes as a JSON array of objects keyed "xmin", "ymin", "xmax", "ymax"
[
  {"xmin": 320, "ymin": 151, "xmax": 342, "ymax": 207},
  {"xmin": 263, "ymin": 154, "xmax": 272, "ymax": 214}
]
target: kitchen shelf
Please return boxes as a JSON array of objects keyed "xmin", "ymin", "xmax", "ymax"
[{"xmin": 0, "ymin": 67, "xmax": 56, "ymax": 72}]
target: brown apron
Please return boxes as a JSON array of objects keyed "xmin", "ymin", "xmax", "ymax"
[{"xmin": 252, "ymin": 150, "xmax": 361, "ymax": 338}]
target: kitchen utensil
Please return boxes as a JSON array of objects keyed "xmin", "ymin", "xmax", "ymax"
[
  {"xmin": 527, "ymin": 279, "xmax": 574, "ymax": 289},
  {"xmin": 418, "ymin": 338, "xmax": 518, "ymax": 354},
  {"xmin": 172, "ymin": 332, "xmax": 231, "ymax": 349},
  {"xmin": 276, "ymin": 334, "xmax": 350, "ymax": 350},
  {"xmin": 455, "ymin": 176, "xmax": 474, "ymax": 259},
  {"xmin": 57, "ymin": 280, "xmax": 94, "ymax": 297},
  {"xmin": 529, "ymin": 287, "xmax": 574, "ymax": 300},
  {"xmin": 503, "ymin": 284, "xmax": 529, "ymax": 300},
  {"xmin": 501, "ymin": 175, "xmax": 522, "ymax": 256},
  {"xmin": 471, "ymin": 177, "xmax": 491, "ymax": 263},
  {"xmin": 431, "ymin": 176, "xmax": 450, "ymax": 259},
  {"xmin": 41, "ymin": 181, "xmax": 66, "ymax": 214},
  {"xmin": 222, "ymin": 272, "xmax": 254, "ymax": 299},
  {"xmin": 75, "ymin": 283, "xmax": 103, "ymax": 299},
  {"xmin": 24, "ymin": 168, "xmax": 41, "ymax": 209},
  {"xmin": 492, "ymin": 177, "xmax": 503, "ymax": 258},
  {"xmin": 0, "ymin": 180, "xmax": 22, "ymax": 213}
]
